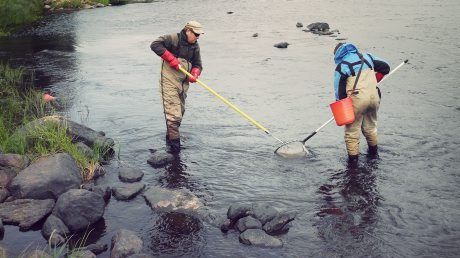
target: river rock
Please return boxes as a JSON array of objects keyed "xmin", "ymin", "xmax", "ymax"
[
  {"xmin": 53, "ymin": 189, "xmax": 105, "ymax": 231},
  {"xmin": 147, "ymin": 151, "xmax": 175, "ymax": 167},
  {"xmin": 82, "ymin": 183, "xmax": 112, "ymax": 203},
  {"xmin": 111, "ymin": 229, "xmax": 143, "ymax": 258},
  {"xmin": 8, "ymin": 153, "xmax": 81, "ymax": 200},
  {"xmin": 263, "ymin": 212, "xmax": 296, "ymax": 235},
  {"xmin": 227, "ymin": 203, "xmax": 252, "ymax": 221},
  {"xmin": 0, "ymin": 153, "xmax": 30, "ymax": 171},
  {"xmin": 296, "ymin": 22, "xmax": 303, "ymax": 27},
  {"xmin": 76, "ymin": 142, "xmax": 93, "ymax": 158},
  {"xmin": 274, "ymin": 42, "xmax": 289, "ymax": 48},
  {"xmin": 119, "ymin": 166, "xmax": 144, "ymax": 183},
  {"xmin": 236, "ymin": 216, "xmax": 262, "ymax": 232},
  {"xmin": 0, "ymin": 188, "xmax": 9, "ymax": 203},
  {"xmin": 84, "ymin": 242, "xmax": 108, "ymax": 255},
  {"xmin": 49, "ymin": 233, "xmax": 65, "ymax": 247},
  {"xmin": 239, "ymin": 229, "xmax": 283, "ymax": 248},
  {"xmin": 306, "ymin": 22, "xmax": 330, "ymax": 31},
  {"xmin": 41, "ymin": 214, "xmax": 70, "ymax": 239},
  {"xmin": 143, "ymin": 187, "xmax": 202, "ymax": 214},
  {"xmin": 17, "ymin": 116, "xmax": 114, "ymax": 151},
  {"xmin": 0, "ymin": 219, "xmax": 4, "ymax": 237},
  {"xmin": 0, "ymin": 168, "xmax": 17, "ymax": 188},
  {"xmin": 250, "ymin": 203, "xmax": 280, "ymax": 225},
  {"xmin": 0, "ymin": 199, "xmax": 55, "ymax": 230},
  {"xmin": 112, "ymin": 183, "xmax": 145, "ymax": 200}
]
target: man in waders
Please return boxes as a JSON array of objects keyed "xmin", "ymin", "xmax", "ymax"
[
  {"xmin": 333, "ymin": 43, "xmax": 390, "ymax": 165},
  {"xmin": 150, "ymin": 21, "xmax": 204, "ymax": 153}
]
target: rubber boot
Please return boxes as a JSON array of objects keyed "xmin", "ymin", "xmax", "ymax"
[
  {"xmin": 347, "ymin": 154, "xmax": 359, "ymax": 168},
  {"xmin": 367, "ymin": 145, "xmax": 378, "ymax": 157}
]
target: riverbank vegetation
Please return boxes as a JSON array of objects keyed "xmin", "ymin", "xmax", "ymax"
[{"xmin": 0, "ymin": 63, "xmax": 106, "ymax": 181}]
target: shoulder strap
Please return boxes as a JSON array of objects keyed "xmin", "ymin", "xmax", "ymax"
[{"xmin": 351, "ymin": 53, "xmax": 365, "ymax": 93}]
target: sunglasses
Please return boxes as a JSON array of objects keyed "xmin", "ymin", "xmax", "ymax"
[{"xmin": 192, "ymin": 32, "xmax": 200, "ymax": 37}]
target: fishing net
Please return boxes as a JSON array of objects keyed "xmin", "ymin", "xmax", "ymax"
[{"xmin": 274, "ymin": 141, "xmax": 308, "ymax": 158}]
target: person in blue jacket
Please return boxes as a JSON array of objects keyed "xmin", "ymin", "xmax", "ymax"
[{"xmin": 333, "ymin": 43, "xmax": 390, "ymax": 164}]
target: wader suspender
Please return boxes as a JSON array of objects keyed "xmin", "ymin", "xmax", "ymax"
[{"xmin": 350, "ymin": 53, "xmax": 365, "ymax": 95}]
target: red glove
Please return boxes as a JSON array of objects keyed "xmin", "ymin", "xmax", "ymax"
[
  {"xmin": 160, "ymin": 50, "xmax": 180, "ymax": 70},
  {"xmin": 188, "ymin": 67, "xmax": 201, "ymax": 83},
  {"xmin": 375, "ymin": 72, "xmax": 384, "ymax": 83}
]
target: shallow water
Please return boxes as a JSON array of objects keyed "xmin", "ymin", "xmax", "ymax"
[{"xmin": 1, "ymin": 0, "xmax": 459, "ymax": 257}]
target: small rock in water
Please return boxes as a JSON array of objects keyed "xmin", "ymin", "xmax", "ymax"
[
  {"xmin": 252, "ymin": 33, "xmax": 259, "ymax": 37},
  {"xmin": 250, "ymin": 203, "xmax": 279, "ymax": 225},
  {"xmin": 274, "ymin": 42, "xmax": 289, "ymax": 48},
  {"xmin": 263, "ymin": 212, "xmax": 296, "ymax": 235},
  {"xmin": 220, "ymin": 219, "xmax": 231, "ymax": 233},
  {"xmin": 296, "ymin": 22, "xmax": 303, "ymax": 28},
  {"xmin": 306, "ymin": 22, "xmax": 330, "ymax": 32},
  {"xmin": 239, "ymin": 229, "xmax": 283, "ymax": 248},
  {"xmin": 227, "ymin": 203, "xmax": 252, "ymax": 221},
  {"xmin": 227, "ymin": 11, "xmax": 234, "ymax": 14},
  {"xmin": 147, "ymin": 151, "xmax": 174, "ymax": 167},
  {"xmin": 236, "ymin": 216, "xmax": 262, "ymax": 232}
]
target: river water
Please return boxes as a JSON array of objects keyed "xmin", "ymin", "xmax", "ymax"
[{"xmin": 1, "ymin": 0, "xmax": 459, "ymax": 257}]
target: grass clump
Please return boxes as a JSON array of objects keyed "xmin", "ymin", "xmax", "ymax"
[
  {"xmin": 0, "ymin": 0, "xmax": 43, "ymax": 36},
  {"xmin": 0, "ymin": 63, "xmax": 108, "ymax": 181}
]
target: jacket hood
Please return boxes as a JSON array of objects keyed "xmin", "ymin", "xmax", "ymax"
[{"xmin": 334, "ymin": 43, "xmax": 358, "ymax": 64}]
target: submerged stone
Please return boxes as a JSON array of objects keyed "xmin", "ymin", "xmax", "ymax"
[{"xmin": 263, "ymin": 212, "xmax": 296, "ymax": 235}]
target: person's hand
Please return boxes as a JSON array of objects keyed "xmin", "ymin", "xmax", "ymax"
[
  {"xmin": 160, "ymin": 50, "xmax": 180, "ymax": 70},
  {"xmin": 188, "ymin": 67, "xmax": 201, "ymax": 83},
  {"xmin": 375, "ymin": 72, "xmax": 384, "ymax": 83}
]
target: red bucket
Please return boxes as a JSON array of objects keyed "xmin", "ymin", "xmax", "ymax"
[{"xmin": 330, "ymin": 97, "xmax": 355, "ymax": 126}]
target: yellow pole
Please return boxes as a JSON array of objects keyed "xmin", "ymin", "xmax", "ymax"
[{"xmin": 179, "ymin": 67, "xmax": 284, "ymax": 143}]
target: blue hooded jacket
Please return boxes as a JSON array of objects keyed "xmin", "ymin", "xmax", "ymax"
[{"xmin": 333, "ymin": 43, "xmax": 390, "ymax": 100}]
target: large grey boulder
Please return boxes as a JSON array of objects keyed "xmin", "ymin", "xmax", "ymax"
[
  {"xmin": 143, "ymin": 187, "xmax": 202, "ymax": 214},
  {"xmin": 112, "ymin": 183, "xmax": 145, "ymax": 200},
  {"xmin": 118, "ymin": 166, "xmax": 144, "ymax": 183},
  {"xmin": 8, "ymin": 153, "xmax": 82, "ymax": 200},
  {"xmin": 239, "ymin": 229, "xmax": 283, "ymax": 248},
  {"xmin": 111, "ymin": 229, "xmax": 143, "ymax": 258},
  {"xmin": 53, "ymin": 189, "xmax": 105, "ymax": 231},
  {"xmin": 0, "ymin": 199, "xmax": 55, "ymax": 230},
  {"xmin": 41, "ymin": 214, "xmax": 70, "ymax": 239}
]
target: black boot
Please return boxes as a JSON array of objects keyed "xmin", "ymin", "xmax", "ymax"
[
  {"xmin": 367, "ymin": 145, "xmax": 378, "ymax": 157},
  {"xmin": 347, "ymin": 155, "xmax": 359, "ymax": 168}
]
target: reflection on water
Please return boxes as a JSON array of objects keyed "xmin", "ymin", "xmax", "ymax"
[
  {"xmin": 147, "ymin": 212, "xmax": 204, "ymax": 256},
  {"xmin": 316, "ymin": 158, "xmax": 383, "ymax": 257}
]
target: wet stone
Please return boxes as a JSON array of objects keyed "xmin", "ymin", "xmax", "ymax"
[
  {"xmin": 41, "ymin": 214, "xmax": 70, "ymax": 239},
  {"xmin": 111, "ymin": 229, "xmax": 143, "ymax": 258},
  {"xmin": 119, "ymin": 166, "xmax": 144, "ymax": 183},
  {"xmin": 0, "ymin": 199, "xmax": 55, "ymax": 230},
  {"xmin": 263, "ymin": 212, "xmax": 296, "ymax": 235},
  {"xmin": 274, "ymin": 42, "xmax": 289, "ymax": 48},
  {"xmin": 296, "ymin": 22, "xmax": 303, "ymax": 27},
  {"xmin": 236, "ymin": 216, "xmax": 262, "ymax": 232},
  {"xmin": 147, "ymin": 151, "xmax": 174, "ymax": 167},
  {"xmin": 306, "ymin": 22, "xmax": 330, "ymax": 31},
  {"xmin": 84, "ymin": 242, "xmax": 108, "ymax": 255},
  {"xmin": 250, "ymin": 203, "xmax": 280, "ymax": 225},
  {"xmin": 239, "ymin": 229, "xmax": 283, "ymax": 248},
  {"xmin": 227, "ymin": 203, "xmax": 252, "ymax": 221},
  {"xmin": 112, "ymin": 183, "xmax": 145, "ymax": 201}
]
